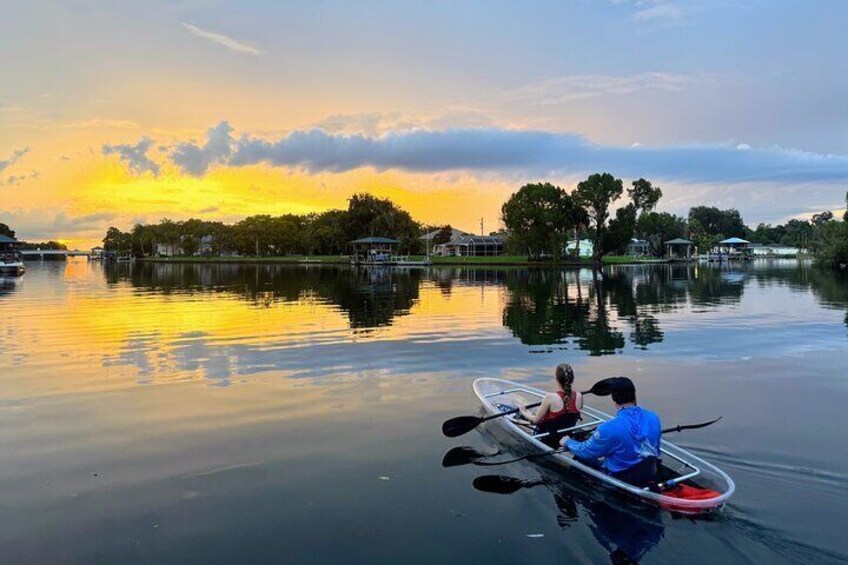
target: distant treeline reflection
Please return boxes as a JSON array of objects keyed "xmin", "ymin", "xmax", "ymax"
[{"xmin": 108, "ymin": 262, "xmax": 847, "ymax": 353}]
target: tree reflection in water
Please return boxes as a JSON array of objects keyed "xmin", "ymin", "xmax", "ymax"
[
  {"xmin": 471, "ymin": 465, "xmax": 666, "ymax": 564},
  {"xmin": 110, "ymin": 262, "xmax": 422, "ymax": 330},
  {"xmin": 501, "ymin": 264, "xmax": 759, "ymax": 355},
  {"xmin": 109, "ymin": 261, "xmax": 848, "ymax": 348}
]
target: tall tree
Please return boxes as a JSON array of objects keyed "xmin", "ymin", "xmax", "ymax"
[
  {"xmin": 574, "ymin": 173, "xmax": 624, "ymax": 266},
  {"xmin": 628, "ymin": 178, "xmax": 663, "ymax": 214},
  {"xmin": 688, "ymin": 206, "xmax": 747, "ymax": 239},
  {"xmin": 844, "ymin": 191, "xmax": 848, "ymax": 222},
  {"xmin": 432, "ymin": 225, "xmax": 453, "ymax": 246},
  {"xmin": 0, "ymin": 223, "xmax": 15, "ymax": 239},
  {"xmin": 501, "ymin": 182, "xmax": 578, "ymax": 260},
  {"xmin": 603, "ymin": 204, "xmax": 638, "ymax": 255},
  {"xmin": 812, "ymin": 210, "xmax": 834, "ymax": 226}
]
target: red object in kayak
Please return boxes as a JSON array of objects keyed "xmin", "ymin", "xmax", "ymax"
[{"xmin": 660, "ymin": 484, "xmax": 723, "ymax": 512}]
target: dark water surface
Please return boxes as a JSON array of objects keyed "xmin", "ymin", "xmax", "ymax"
[{"xmin": 1, "ymin": 260, "xmax": 846, "ymax": 563}]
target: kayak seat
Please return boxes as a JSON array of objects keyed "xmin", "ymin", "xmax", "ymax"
[{"xmin": 611, "ymin": 456, "xmax": 658, "ymax": 488}]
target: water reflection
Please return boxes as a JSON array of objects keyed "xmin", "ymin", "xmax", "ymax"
[
  {"xmin": 471, "ymin": 468, "xmax": 666, "ymax": 564},
  {"xmin": 6, "ymin": 260, "xmax": 845, "ymax": 388},
  {"xmin": 107, "ymin": 261, "xmax": 848, "ymax": 361},
  {"xmin": 110, "ymin": 263, "xmax": 422, "ymax": 330}
]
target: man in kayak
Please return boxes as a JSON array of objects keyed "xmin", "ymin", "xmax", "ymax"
[{"xmin": 560, "ymin": 377, "xmax": 662, "ymax": 487}]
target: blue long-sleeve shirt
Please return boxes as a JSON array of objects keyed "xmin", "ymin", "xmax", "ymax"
[{"xmin": 565, "ymin": 406, "xmax": 661, "ymax": 474}]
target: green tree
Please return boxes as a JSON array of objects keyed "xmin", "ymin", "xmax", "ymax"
[
  {"xmin": 574, "ymin": 173, "xmax": 624, "ymax": 266},
  {"xmin": 603, "ymin": 204, "xmax": 638, "ymax": 255},
  {"xmin": 432, "ymin": 225, "xmax": 453, "ymax": 246},
  {"xmin": 307, "ymin": 211, "xmax": 348, "ymax": 255},
  {"xmin": 501, "ymin": 182, "xmax": 579, "ymax": 260},
  {"xmin": 628, "ymin": 178, "xmax": 662, "ymax": 214},
  {"xmin": 844, "ymin": 191, "xmax": 848, "ymax": 222},
  {"xmin": 345, "ymin": 193, "xmax": 421, "ymax": 253},
  {"xmin": 235, "ymin": 215, "xmax": 274, "ymax": 255},
  {"xmin": 636, "ymin": 212, "xmax": 687, "ymax": 256},
  {"xmin": 0, "ymin": 223, "xmax": 15, "ymax": 239},
  {"xmin": 811, "ymin": 221, "xmax": 848, "ymax": 269},
  {"xmin": 103, "ymin": 226, "xmax": 132, "ymax": 253},
  {"xmin": 688, "ymin": 206, "xmax": 747, "ymax": 239},
  {"xmin": 812, "ymin": 210, "xmax": 835, "ymax": 226}
]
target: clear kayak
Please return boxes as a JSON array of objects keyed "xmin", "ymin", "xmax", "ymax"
[{"xmin": 472, "ymin": 378, "xmax": 735, "ymax": 514}]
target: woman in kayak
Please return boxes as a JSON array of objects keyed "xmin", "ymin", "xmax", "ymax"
[{"xmin": 517, "ymin": 363, "xmax": 583, "ymax": 446}]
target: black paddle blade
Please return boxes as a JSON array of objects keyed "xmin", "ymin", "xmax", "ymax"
[
  {"xmin": 582, "ymin": 378, "xmax": 615, "ymax": 397},
  {"xmin": 661, "ymin": 416, "xmax": 722, "ymax": 434},
  {"xmin": 442, "ymin": 415, "xmax": 483, "ymax": 438},
  {"xmin": 472, "ymin": 475, "xmax": 529, "ymax": 495},
  {"xmin": 441, "ymin": 446, "xmax": 499, "ymax": 468}
]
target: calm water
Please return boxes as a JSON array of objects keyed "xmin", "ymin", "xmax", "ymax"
[{"xmin": 1, "ymin": 259, "xmax": 847, "ymax": 564}]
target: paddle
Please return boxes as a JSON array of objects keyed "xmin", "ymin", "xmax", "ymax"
[
  {"xmin": 441, "ymin": 446, "xmax": 500, "ymax": 468},
  {"xmin": 473, "ymin": 474, "xmax": 543, "ymax": 495},
  {"xmin": 441, "ymin": 380, "xmax": 614, "ymax": 438},
  {"xmin": 471, "ymin": 417, "xmax": 723, "ymax": 467}
]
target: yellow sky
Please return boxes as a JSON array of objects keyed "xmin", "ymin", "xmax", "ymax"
[{"xmin": 1, "ymin": 123, "xmax": 513, "ymax": 249}]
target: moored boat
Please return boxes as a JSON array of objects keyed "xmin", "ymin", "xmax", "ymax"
[
  {"xmin": 472, "ymin": 378, "xmax": 735, "ymax": 513},
  {"xmin": 0, "ymin": 251, "xmax": 26, "ymax": 276}
]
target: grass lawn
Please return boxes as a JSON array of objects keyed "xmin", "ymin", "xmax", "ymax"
[
  {"xmin": 141, "ymin": 254, "xmax": 665, "ymax": 266},
  {"xmin": 141, "ymin": 255, "xmax": 349, "ymax": 263}
]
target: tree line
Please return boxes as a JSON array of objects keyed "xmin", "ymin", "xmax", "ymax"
[
  {"xmin": 97, "ymin": 177, "xmax": 847, "ymax": 270},
  {"xmin": 501, "ymin": 174, "xmax": 848, "ymax": 269},
  {"xmin": 103, "ymin": 193, "xmax": 424, "ymax": 257}
]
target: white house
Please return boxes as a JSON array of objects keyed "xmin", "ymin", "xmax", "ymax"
[{"xmin": 565, "ymin": 240, "xmax": 594, "ymax": 258}]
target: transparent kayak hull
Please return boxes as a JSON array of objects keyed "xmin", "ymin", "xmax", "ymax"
[{"xmin": 472, "ymin": 378, "xmax": 735, "ymax": 513}]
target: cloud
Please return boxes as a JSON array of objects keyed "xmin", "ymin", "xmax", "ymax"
[
  {"xmin": 0, "ymin": 209, "xmax": 118, "ymax": 241},
  {"xmin": 40, "ymin": 118, "xmax": 140, "ymax": 130},
  {"xmin": 0, "ymin": 147, "xmax": 29, "ymax": 174},
  {"xmin": 633, "ymin": 3, "xmax": 685, "ymax": 21},
  {"xmin": 1, "ymin": 171, "xmax": 38, "ymax": 186},
  {"xmin": 102, "ymin": 136, "xmax": 160, "ymax": 176},
  {"xmin": 503, "ymin": 72, "xmax": 707, "ymax": 105},
  {"xmin": 154, "ymin": 122, "xmax": 848, "ymax": 185},
  {"xmin": 171, "ymin": 121, "xmax": 234, "ymax": 175},
  {"xmin": 182, "ymin": 23, "xmax": 264, "ymax": 55}
]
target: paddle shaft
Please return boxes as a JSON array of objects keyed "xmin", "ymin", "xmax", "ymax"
[
  {"xmin": 480, "ymin": 400, "xmax": 541, "ymax": 422},
  {"xmin": 474, "ymin": 417, "xmax": 721, "ymax": 466}
]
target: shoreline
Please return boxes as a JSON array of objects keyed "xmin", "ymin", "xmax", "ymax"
[{"xmin": 134, "ymin": 255, "xmax": 688, "ymax": 267}]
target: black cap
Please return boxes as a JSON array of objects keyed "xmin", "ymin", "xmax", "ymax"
[{"xmin": 608, "ymin": 377, "xmax": 636, "ymax": 404}]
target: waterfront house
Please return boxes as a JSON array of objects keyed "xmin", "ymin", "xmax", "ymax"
[
  {"xmin": 440, "ymin": 233, "xmax": 506, "ymax": 257},
  {"xmin": 155, "ymin": 242, "xmax": 183, "ymax": 257},
  {"xmin": 749, "ymin": 243, "xmax": 803, "ymax": 258},
  {"xmin": 565, "ymin": 239, "xmax": 594, "ymax": 258},
  {"xmin": 419, "ymin": 227, "xmax": 471, "ymax": 256}
]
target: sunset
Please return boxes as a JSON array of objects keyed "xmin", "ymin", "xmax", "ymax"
[
  {"xmin": 4, "ymin": 2, "xmax": 848, "ymax": 247},
  {"xmin": 1, "ymin": 2, "xmax": 847, "ymax": 563}
]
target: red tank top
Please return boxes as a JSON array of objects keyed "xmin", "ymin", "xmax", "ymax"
[{"xmin": 541, "ymin": 390, "xmax": 579, "ymax": 422}]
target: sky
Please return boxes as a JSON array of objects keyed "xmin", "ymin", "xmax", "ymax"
[{"xmin": 1, "ymin": 0, "xmax": 847, "ymax": 247}]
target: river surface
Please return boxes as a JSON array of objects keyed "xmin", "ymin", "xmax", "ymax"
[{"xmin": 1, "ymin": 259, "xmax": 847, "ymax": 564}]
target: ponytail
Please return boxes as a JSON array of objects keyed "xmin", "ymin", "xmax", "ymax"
[{"xmin": 555, "ymin": 363, "xmax": 574, "ymax": 397}]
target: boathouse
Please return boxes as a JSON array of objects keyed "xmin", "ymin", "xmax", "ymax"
[{"xmin": 665, "ymin": 238, "xmax": 694, "ymax": 260}]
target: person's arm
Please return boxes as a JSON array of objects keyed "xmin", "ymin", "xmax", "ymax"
[
  {"xmin": 574, "ymin": 391, "xmax": 583, "ymax": 411},
  {"xmin": 520, "ymin": 394, "xmax": 552, "ymax": 424},
  {"xmin": 562, "ymin": 423, "xmax": 615, "ymax": 459}
]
